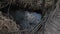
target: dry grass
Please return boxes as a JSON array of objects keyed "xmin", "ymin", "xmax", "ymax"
[{"xmin": 0, "ymin": 12, "xmax": 19, "ymax": 33}]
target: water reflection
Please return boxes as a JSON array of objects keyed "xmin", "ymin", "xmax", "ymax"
[{"xmin": 12, "ymin": 10, "xmax": 42, "ymax": 30}]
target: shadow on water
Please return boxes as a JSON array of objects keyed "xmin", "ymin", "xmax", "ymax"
[{"xmin": 0, "ymin": 4, "xmax": 43, "ymax": 30}]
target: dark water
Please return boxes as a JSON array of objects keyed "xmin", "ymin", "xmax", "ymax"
[{"xmin": 12, "ymin": 10, "xmax": 42, "ymax": 30}]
